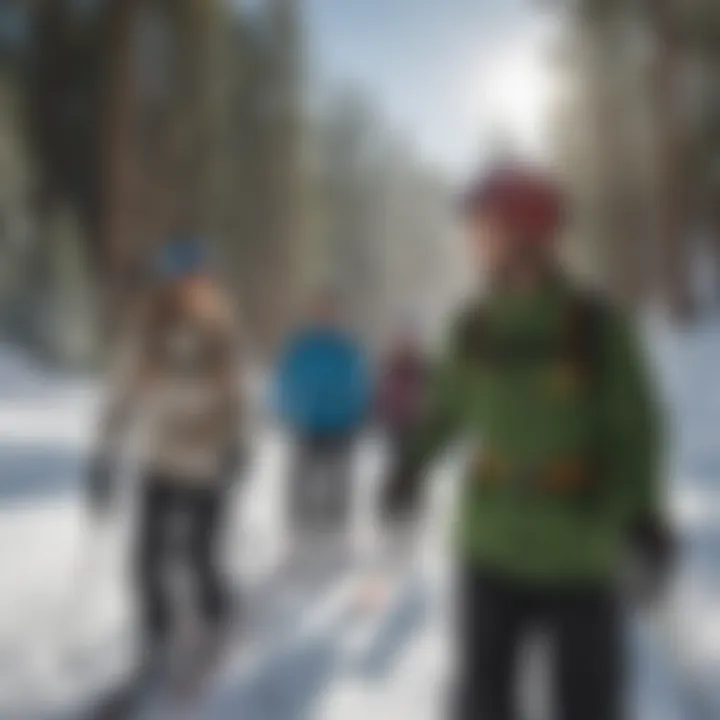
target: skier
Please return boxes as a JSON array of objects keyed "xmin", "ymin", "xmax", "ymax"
[
  {"xmin": 382, "ymin": 164, "xmax": 675, "ymax": 720},
  {"xmin": 275, "ymin": 289, "xmax": 371, "ymax": 568},
  {"xmin": 87, "ymin": 237, "xmax": 245, "ymax": 687},
  {"xmin": 357, "ymin": 325, "xmax": 432, "ymax": 605},
  {"xmin": 377, "ymin": 323, "xmax": 430, "ymax": 475}
]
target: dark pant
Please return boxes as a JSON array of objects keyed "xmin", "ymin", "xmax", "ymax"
[
  {"xmin": 387, "ymin": 427, "xmax": 414, "ymax": 463},
  {"xmin": 455, "ymin": 566, "xmax": 624, "ymax": 720},
  {"xmin": 136, "ymin": 477, "xmax": 228, "ymax": 643},
  {"xmin": 288, "ymin": 436, "xmax": 353, "ymax": 535}
]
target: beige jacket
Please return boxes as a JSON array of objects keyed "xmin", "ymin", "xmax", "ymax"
[{"xmin": 98, "ymin": 292, "xmax": 243, "ymax": 486}]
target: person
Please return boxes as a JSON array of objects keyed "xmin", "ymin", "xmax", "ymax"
[
  {"xmin": 355, "ymin": 325, "xmax": 431, "ymax": 601},
  {"xmin": 275, "ymin": 290, "xmax": 371, "ymax": 560},
  {"xmin": 87, "ymin": 237, "xmax": 245, "ymax": 672},
  {"xmin": 377, "ymin": 324, "xmax": 430, "ymax": 526},
  {"xmin": 382, "ymin": 164, "xmax": 675, "ymax": 720},
  {"xmin": 377, "ymin": 323, "xmax": 429, "ymax": 440}
]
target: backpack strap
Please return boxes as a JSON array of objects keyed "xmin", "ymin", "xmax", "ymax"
[
  {"xmin": 564, "ymin": 292, "xmax": 607, "ymax": 387},
  {"xmin": 562, "ymin": 292, "xmax": 610, "ymax": 509},
  {"xmin": 455, "ymin": 304, "xmax": 488, "ymax": 363}
]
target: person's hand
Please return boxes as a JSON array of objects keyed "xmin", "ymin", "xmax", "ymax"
[
  {"xmin": 625, "ymin": 515, "xmax": 677, "ymax": 607},
  {"xmin": 86, "ymin": 454, "xmax": 115, "ymax": 515}
]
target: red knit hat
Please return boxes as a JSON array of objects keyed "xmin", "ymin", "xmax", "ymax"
[{"xmin": 461, "ymin": 165, "xmax": 565, "ymax": 243}]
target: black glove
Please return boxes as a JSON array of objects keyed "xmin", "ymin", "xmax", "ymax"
[
  {"xmin": 625, "ymin": 515, "xmax": 677, "ymax": 606},
  {"xmin": 86, "ymin": 454, "xmax": 115, "ymax": 515}
]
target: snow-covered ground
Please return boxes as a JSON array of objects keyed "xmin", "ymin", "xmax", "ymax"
[{"xmin": 0, "ymin": 322, "xmax": 718, "ymax": 720}]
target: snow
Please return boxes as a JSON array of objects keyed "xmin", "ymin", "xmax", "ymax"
[{"xmin": 0, "ymin": 320, "xmax": 718, "ymax": 719}]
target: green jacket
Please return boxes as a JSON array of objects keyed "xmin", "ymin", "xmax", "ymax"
[{"xmin": 405, "ymin": 278, "xmax": 662, "ymax": 585}]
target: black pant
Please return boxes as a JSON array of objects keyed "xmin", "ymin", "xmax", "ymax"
[
  {"xmin": 455, "ymin": 566, "xmax": 624, "ymax": 720},
  {"xmin": 288, "ymin": 436, "xmax": 353, "ymax": 535},
  {"xmin": 136, "ymin": 477, "xmax": 228, "ymax": 643}
]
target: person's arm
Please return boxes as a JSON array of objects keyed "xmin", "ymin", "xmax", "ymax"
[
  {"xmin": 601, "ymin": 310, "xmax": 675, "ymax": 598},
  {"xmin": 601, "ymin": 310, "xmax": 664, "ymax": 526},
  {"xmin": 217, "ymin": 311, "xmax": 247, "ymax": 483},
  {"xmin": 350, "ymin": 343, "xmax": 373, "ymax": 430}
]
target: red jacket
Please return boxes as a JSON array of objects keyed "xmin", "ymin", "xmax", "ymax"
[{"xmin": 377, "ymin": 350, "xmax": 428, "ymax": 431}]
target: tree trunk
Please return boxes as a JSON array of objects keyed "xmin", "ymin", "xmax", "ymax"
[
  {"xmin": 98, "ymin": 0, "xmax": 146, "ymax": 333},
  {"xmin": 651, "ymin": 3, "xmax": 694, "ymax": 321}
]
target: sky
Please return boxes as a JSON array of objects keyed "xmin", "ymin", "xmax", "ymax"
[{"xmin": 305, "ymin": 0, "xmax": 560, "ymax": 180}]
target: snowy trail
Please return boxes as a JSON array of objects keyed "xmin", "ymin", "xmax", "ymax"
[{"xmin": 0, "ymin": 322, "xmax": 718, "ymax": 719}]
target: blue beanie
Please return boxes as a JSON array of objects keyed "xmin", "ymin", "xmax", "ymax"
[{"xmin": 155, "ymin": 237, "xmax": 208, "ymax": 280}]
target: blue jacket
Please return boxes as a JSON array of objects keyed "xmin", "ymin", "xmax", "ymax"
[{"xmin": 275, "ymin": 327, "xmax": 371, "ymax": 437}]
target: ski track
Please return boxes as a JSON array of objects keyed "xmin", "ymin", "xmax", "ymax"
[{"xmin": 0, "ymin": 322, "xmax": 718, "ymax": 720}]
